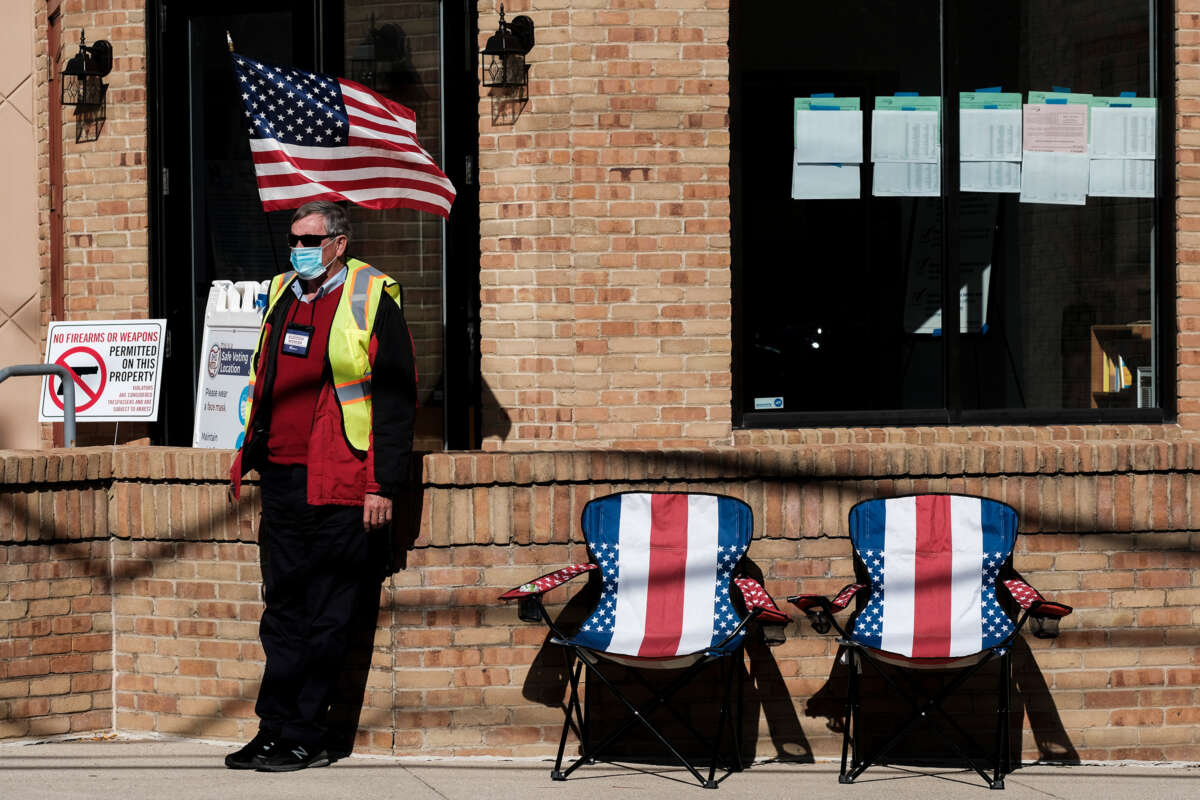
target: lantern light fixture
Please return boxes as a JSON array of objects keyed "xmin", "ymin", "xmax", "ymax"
[
  {"xmin": 480, "ymin": 5, "xmax": 534, "ymax": 91},
  {"xmin": 60, "ymin": 30, "xmax": 112, "ymax": 107}
]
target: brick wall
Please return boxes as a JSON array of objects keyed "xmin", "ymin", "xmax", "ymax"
[
  {"xmin": 3, "ymin": 445, "xmax": 1200, "ymax": 761},
  {"xmin": 44, "ymin": 0, "xmax": 149, "ymax": 322},
  {"xmin": 0, "ymin": 540, "xmax": 113, "ymax": 740},
  {"xmin": 35, "ymin": 0, "xmax": 149, "ymax": 448},
  {"xmin": 477, "ymin": 1, "xmax": 735, "ymax": 449},
  {"xmin": 1176, "ymin": 2, "xmax": 1200, "ymax": 431},
  {"xmin": 0, "ymin": 449, "xmax": 113, "ymax": 739}
]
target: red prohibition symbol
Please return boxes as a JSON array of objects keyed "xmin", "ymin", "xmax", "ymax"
[{"xmin": 50, "ymin": 346, "xmax": 107, "ymax": 412}]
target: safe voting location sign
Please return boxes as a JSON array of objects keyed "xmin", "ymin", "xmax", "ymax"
[
  {"xmin": 191, "ymin": 280, "xmax": 269, "ymax": 449},
  {"xmin": 39, "ymin": 320, "xmax": 166, "ymax": 422},
  {"xmin": 192, "ymin": 324, "xmax": 260, "ymax": 449}
]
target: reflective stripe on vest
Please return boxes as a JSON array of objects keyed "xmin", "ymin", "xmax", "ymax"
[
  {"xmin": 334, "ymin": 377, "xmax": 371, "ymax": 405},
  {"xmin": 243, "ymin": 259, "xmax": 400, "ymax": 452}
]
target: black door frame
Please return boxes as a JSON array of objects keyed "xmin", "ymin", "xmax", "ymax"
[{"xmin": 147, "ymin": 0, "xmax": 481, "ymax": 448}]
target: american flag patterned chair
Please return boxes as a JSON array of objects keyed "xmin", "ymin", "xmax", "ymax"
[
  {"xmin": 788, "ymin": 494, "xmax": 1072, "ymax": 789},
  {"xmin": 501, "ymin": 491, "xmax": 789, "ymax": 788}
]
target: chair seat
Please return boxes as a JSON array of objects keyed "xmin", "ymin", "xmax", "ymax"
[
  {"xmin": 560, "ymin": 632, "xmax": 747, "ymax": 670},
  {"xmin": 856, "ymin": 644, "xmax": 1000, "ymax": 670}
]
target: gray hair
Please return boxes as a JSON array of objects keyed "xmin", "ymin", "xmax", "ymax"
[{"xmin": 290, "ymin": 200, "xmax": 351, "ymax": 241}]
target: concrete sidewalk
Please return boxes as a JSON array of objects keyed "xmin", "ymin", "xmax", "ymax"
[{"xmin": 0, "ymin": 737, "xmax": 1197, "ymax": 800}]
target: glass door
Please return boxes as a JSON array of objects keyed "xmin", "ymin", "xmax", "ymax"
[{"xmin": 150, "ymin": 0, "xmax": 480, "ymax": 448}]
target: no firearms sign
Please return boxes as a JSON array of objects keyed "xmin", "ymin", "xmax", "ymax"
[{"xmin": 39, "ymin": 320, "xmax": 166, "ymax": 422}]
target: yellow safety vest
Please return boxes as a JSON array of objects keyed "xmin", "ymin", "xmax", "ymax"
[{"xmin": 243, "ymin": 258, "xmax": 401, "ymax": 452}]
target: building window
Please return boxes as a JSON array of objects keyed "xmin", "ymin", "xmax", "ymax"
[{"xmin": 731, "ymin": 0, "xmax": 1173, "ymax": 426}]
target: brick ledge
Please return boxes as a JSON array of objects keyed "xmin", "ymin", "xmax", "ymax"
[{"xmin": 3, "ymin": 439, "xmax": 1200, "ymax": 488}]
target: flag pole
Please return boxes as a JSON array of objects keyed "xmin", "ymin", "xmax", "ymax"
[{"xmin": 226, "ymin": 31, "xmax": 234, "ymax": 53}]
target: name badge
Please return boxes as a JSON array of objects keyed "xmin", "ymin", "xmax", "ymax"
[{"xmin": 281, "ymin": 324, "xmax": 315, "ymax": 357}]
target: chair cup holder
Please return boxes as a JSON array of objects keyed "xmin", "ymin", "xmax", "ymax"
[
  {"xmin": 808, "ymin": 610, "xmax": 831, "ymax": 634},
  {"xmin": 517, "ymin": 595, "xmax": 541, "ymax": 623},
  {"xmin": 1029, "ymin": 613, "xmax": 1060, "ymax": 639},
  {"xmin": 761, "ymin": 621, "xmax": 787, "ymax": 646}
]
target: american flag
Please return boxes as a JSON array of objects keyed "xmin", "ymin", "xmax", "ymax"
[
  {"xmin": 569, "ymin": 493, "xmax": 752, "ymax": 659},
  {"xmin": 849, "ymin": 495, "xmax": 1017, "ymax": 659},
  {"xmin": 232, "ymin": 53, "xmax": 455, "ymax": 217}
]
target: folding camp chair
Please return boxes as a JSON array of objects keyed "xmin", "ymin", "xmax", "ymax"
[
  {"xmin": 788, "ymin": 494, "xmax": 1072, "ymax": 789},
  {"xmin": 501, "ymin": 491, "xmax": 789, "ymax": 788}
]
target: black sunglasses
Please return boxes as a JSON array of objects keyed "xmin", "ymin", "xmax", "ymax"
[{"xmin": 287, "ymin": 233, "xmax": 337, "ymax": 247}]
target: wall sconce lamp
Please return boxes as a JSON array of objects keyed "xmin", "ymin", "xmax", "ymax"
[
  {"xmin": 61, "ymin": 31, "xmax": 112, "ymax": 107},
  {"xmin": 481, "ymin": 5, "xmax": 534, "ymax": 92}
]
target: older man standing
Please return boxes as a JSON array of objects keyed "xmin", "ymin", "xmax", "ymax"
[{"xmin": 227, "ymin": 200, "xmax": 416, "ymax": 772}]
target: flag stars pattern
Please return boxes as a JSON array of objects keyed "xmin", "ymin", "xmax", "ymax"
[
  {"xmin": 501, "ymin": 563, "xmax": 596, "ymax": 599},
  {"xmin": 1003, "ymin": 578, "xmax": 1043, "ymax": 610},
  {"xmin": 711, "ymin": 566, "xmax": 740, "ymax": 639},
  {"xmin": 854, "ymin": 549, "xmax": 888, "ymax": 644},
  {"xmin": 733, "ymin": 578, "xmax": 788, "ymax": 623},
  {"xmin": 833, "ymin": 584, "xmax": 866, "ymax": 609},
  {"xmin": 981, "ymin": 552, "xmax": 1014, "ymax": 647},
  {"xmin": 582, "ymin": 541, "xmax": 620, "ymax": 635},
  {"xmin": 234, "ymin": 57, "xmax": 348, "ymax": 148}
]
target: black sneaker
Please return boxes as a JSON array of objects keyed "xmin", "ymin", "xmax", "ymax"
[
  {"xmin": 254, "ymin": 741, "xmax": 331, "ymax": 773},
  {"xmin": 224, "ymin": 731, "xmax": 278, "ymax": 770}
]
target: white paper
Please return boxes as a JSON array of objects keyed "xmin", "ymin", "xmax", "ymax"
[
  {"xmin": 960, "ymin": 109, "xmax": 1022, "ymax": 161},
  {"xmin": 791, "ymin": 161, "xmax": 860, "ymax": 199},
  {"xmin": 871, "ymin": 110, "xmax": 940, "ymax": 163},
  {"xmin": 873, "ymin": 162, "xmax": 940, "ymax": 196},
  {"xmin": 1019, "ymin": 151, "xmax": 1089, "ymax": 205},
  {"xmin": 1090, "ymin": 107, "xmax": 1156, "ymax": 159},
  {"xmin": 794, "ymin": 110, "xmax": 864, "ymax": 164},
  {"xmin": 1089, "ymin": 158, "xmax": 1154, "ymax": 198},
  {"xmin": 961, "ymin": 161, "xmax": 1021, "ymax": 193}
]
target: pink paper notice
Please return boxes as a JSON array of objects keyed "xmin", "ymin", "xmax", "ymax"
[{"xmin": 1023, "ymin": 104, "xmax": 1089, "ymax": 153}]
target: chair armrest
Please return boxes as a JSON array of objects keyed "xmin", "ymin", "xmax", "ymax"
[
  {"xmin": 730, "ymin": 578, "xmax": 788, "ymax": 646},
  {"xmin": 787, "ymin": 583, "xmax": 867, "ymax": 613},
  {"xmin": 1002, "ymin": 578, "xmax": 1072, "ymax": 639},
  {"xmin": 787, "ymin": 584, "xmax": 866, "ymax": 635},
  {"xmin": 1001, "ymin": 578, "xmax": 1073, "ymax": 617},
  {"xmin": 499, "ymin": 563, "xmax": 597, "ymax": 600},
  {"xmin": 732, "ymin": 578, "xmax": 790, "ymax": 624}
]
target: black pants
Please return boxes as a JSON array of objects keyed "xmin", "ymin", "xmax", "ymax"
[{"xmin": 255, "ymin": 464, "xmax": 370, "ymax": 749}]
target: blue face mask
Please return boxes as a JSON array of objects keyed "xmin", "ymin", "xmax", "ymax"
[{"xmin": 289, "ymin": 245, "xmax": 333, "ymax": 280}]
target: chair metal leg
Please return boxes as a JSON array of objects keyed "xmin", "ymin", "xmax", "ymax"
[
  {"xmin": 839, "ymin": 647, "xmax": 858, "ymax": 784},
  {"xmin": 705, "ymin": 657, "xmax": 736, "ymax": 789},
  {"xmin": 552, "ymin": 658, "xmax": 584, "ymax": 781},
  {"xmin": 724, "ymin": 652, "xmax": 744, "ymax": 777},
  {"xmin": 992, "ymin": 650, "xmax": 1011, "ymax": 790},
  {"xmin": 582, "ymin": 660, "xmax": 593, "ymax": 763}
]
